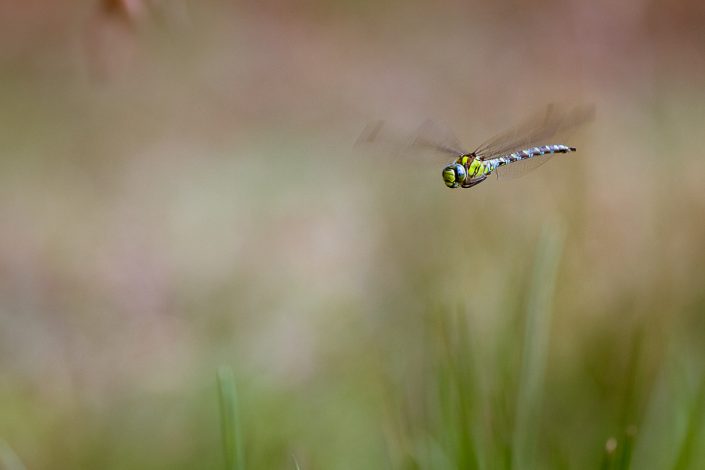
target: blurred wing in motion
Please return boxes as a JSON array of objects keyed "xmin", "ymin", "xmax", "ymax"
[
  {"xmin": 355, "ymin": 119, "xmax": 466, "ymax": 162},
  {"xmin": 411, "ymin": 119, "xmax": 466, "ymax": 157},
  {"xmin": 474, "ymin": 104, "xmax": 594, "ymax": 161}
]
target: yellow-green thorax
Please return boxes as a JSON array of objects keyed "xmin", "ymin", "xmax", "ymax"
[{"xmin": 459, "ymin": 155, "xmax": 489, "ymax": 178}]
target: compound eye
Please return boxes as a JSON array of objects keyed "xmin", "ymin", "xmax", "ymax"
[
  {"xmin": 454, "ymin": 164, "xmax": 467, "ymax": 182},
  {"xmin": 442, "ymin": 165, "xmax": 458, "ymax": 188}
]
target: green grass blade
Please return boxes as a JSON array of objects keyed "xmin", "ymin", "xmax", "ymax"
[
  {"xmin": 599, "ymin": 437, "xmax": 618, "ymax": 470},
  {"xmin": 452, "ymin": 307, "xmax": 479, "ymax": 470},
  {"xmin": 0, "ymin": 440, "xmax": 27, "ymax": 470},
  {"xmin": 672, "ymin": 374, "xmax": 705, "ymax": 470},
  {"xmin": 511, "ymin": 225, "xmax": 565, "ymax": 470},
  {"xmin": 616, "ymin": 426, "xmax": 637, "ymax": 470},
  {"xmin": 217, "ymin": 366, "xmax": 245, "ymax": 470}
]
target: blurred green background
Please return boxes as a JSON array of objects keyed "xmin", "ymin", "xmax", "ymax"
[{"xmin": 1, "ymin": 1, "xmax": 705, "ymax": 469}]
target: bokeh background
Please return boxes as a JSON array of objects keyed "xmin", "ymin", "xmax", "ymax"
[{"xmin": 1, "ymin": 0, "xmax": 705, "ymax": 468}]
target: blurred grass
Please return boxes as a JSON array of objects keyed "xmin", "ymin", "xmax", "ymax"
[
  {"xmin": 673, "ymin": 375, "xmax": 705, "ymax": 470},
  {"xmin": 1, "ymin": 1, "xmax": 705, "ymax": 469},
  {"xmin": 0, "ymin": 440, "xmax": 26, "ymax": 470},
  {"xmin": 217, "ymin": 366, "xmax": 245, "ymax": 470},
  {"xmin": 512, "ymin": 225, "xmax": 564, "ymax": 469}
]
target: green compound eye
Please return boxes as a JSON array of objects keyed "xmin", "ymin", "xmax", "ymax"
[{"xmin": 442, "ymin": 164, "xmax": 466, "ymax": 188}]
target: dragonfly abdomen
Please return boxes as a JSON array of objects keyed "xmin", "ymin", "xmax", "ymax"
[
  {"xmin": 483, "ymin": 144, "xmax": 575, "ymax": 172},
  {"xmin": 515, "ymin": 144, "xmax": 573, "ymax": 159}
]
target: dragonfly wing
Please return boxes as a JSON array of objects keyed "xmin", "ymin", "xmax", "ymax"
[
  {"xmin": 474, "ymin": 104, "xmax": 594, "ymax": 161},
  {"xmin": 355, "ymin": 119, "xmax": 465, "ymax": 163},
  {"xmin": 494, "ymin": 153, "xmax": 555, "ymax": 179},
  {"xmin": 411, "ymin": 119, "xmax": 467, "ymax": 157}
]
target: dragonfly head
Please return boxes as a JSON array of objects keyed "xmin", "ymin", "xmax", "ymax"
[{"xmin": 442, "ymin": 163, "xmax": 466, "ymax": 188}]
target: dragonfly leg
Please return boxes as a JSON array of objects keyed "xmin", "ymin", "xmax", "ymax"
[{"xmin": 461, "ymin": 174, "xmax": 487, "ymax": 189}]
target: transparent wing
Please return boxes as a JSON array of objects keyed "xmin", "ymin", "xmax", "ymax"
[
  {"xmin": 474, "ymin": 104, "xmax": 594, "ymax": 161},
  {"xmin": 355, "ymin": 119, "xmax": 466, "ymax": 162},
  {"xmin": 411, "ymin": 119, "xmax": 466, "ymax": 157},
  {"xmin": 494, "ymin": 153, "xmax": 555, "ymax": 179}
]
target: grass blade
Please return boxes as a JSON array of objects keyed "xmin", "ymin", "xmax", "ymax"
[
  {"xmin": 600, "ymin": 437, "xmax": 618, "ymax": 470},
  {"xmin": 673, "ymin": 374, "xmax": 705, "ymax": 470},
  {"xmin": 217, "ymin": 366, "xmax": 245, "ymax": 470},
  {"xmin": 511, "ymin": 225, "xmax": 565, "ymax": 469},
  {"xmin": 0, "ymin": 440, "xmax": 26, "ymax": 470}
]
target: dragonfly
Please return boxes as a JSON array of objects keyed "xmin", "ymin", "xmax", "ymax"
[{"xmin": 358, "ymin": 105, "xmax": 594, "ymax": 189}]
